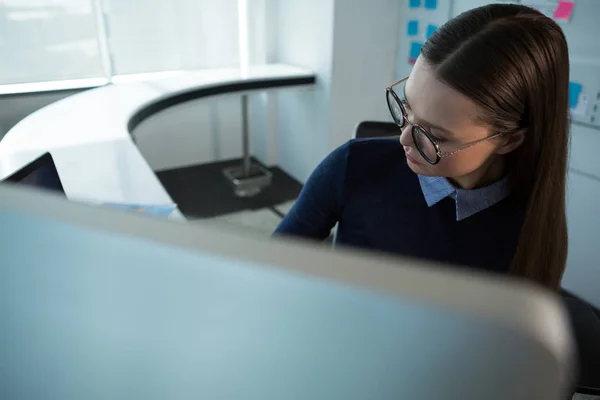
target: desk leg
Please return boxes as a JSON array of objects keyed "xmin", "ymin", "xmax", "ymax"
[
  {"xmin": 241, "ymin": 94, "xmax": 251, "ymax": 177},
  {"xmin": 222, "ymin": 94, "xmax": 273, "ymax": 197}
]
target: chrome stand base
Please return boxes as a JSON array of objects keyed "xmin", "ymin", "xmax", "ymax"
[
  {"xmin": 223, "ymin": 94, "xmax": 272, "ymax": 197},
  {"xmin": 223, "ymin": 163, "xmax": 273, "ymax": 198}
]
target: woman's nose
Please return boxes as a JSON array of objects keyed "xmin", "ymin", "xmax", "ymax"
[{"xmin": 399, "ymin": 124, "xmax": 413, "ymax": 147}]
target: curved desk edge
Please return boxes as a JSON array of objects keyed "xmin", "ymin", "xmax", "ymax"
[{"xmin": 128, "ymin": 75, "xmax": 316, "ymax": 133}]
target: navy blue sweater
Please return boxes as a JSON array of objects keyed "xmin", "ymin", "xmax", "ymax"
[{"xmin": 275, "ymin": 138, "xmax": 526, "ymax": 274}]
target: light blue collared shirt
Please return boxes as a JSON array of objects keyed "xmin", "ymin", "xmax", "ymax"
[{"xmin": 418, "ymin": 175, "xmax": 510, "ymax": 221}]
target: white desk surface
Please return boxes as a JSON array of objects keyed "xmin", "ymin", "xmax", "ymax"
[{"xmin": 0, "ymin": 64, "xmax": 315, "ymax": 218}]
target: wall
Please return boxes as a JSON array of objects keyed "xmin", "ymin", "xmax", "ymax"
[
  {"xmin": 328, "ymin": 0, "xmax": 400, "ymax": 150},
  {"xmin": 248, "ymin": 0, "xmax": 279, "ymax": 167},
  {"xmin": 266, "ymin": 0, "xmax": 336, "ymax": 182},
  {"xmin": 270, "ymin": 0, "xmax": 400, "ymax": 182},
  {"xmin": 563, "ymin": 124, "xmax": 600, "ymax": 306}
]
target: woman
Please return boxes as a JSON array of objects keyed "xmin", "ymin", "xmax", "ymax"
[{"xmin": 275, "ymin": 4, "xmax": 570, "ymax": 290}]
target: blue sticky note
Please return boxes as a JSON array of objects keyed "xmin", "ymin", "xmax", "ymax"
[
  {"xmin": 410, "ymin": 41, "xmax": 423, "ymax": 60},
  {"xmin": 409, "ymin": 0, "xmax": 421, "ymax": 8},
  {"xmin": 407, "ymin": 20, "xmax": 419, "ymax": 36},
  {"xmin": 424, "ymin": 0, "xmax": 437, "ymax": 10},
  {"xmin": 426, "ymin": 24, "xmax": 438, "ymax": 39},
  {"xmin": 569, "ymin": 81, "xmax": 582, "ymax": 108}
]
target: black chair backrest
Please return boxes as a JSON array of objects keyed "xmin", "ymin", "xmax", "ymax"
[{"xmin": 354, "ymin": 121, "xmax": 400, "ymax": 139}]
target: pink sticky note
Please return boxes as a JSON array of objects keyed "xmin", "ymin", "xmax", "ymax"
[
  {"xmin": 408, "ymin": 57, "xmax": 417, "ymax": 65},
  {"xmin": 553, "ymin": 1, "xmax": 574, "ymax": 21}
]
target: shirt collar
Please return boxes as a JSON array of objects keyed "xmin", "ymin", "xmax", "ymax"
[{"xmin": 417, "ymin": 174, "xmax": 510, "ymax": 221}]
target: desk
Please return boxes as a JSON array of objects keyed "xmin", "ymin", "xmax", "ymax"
[{"xmin": 0, "ymin": 64, "xmax": 316, "ymax": 219}]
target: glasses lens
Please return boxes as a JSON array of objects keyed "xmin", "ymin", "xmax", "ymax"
[
  {"xmin": 386, "ymin": 90, "xmax": 406, "ymax": 128},
  {"xmin": 412, "ymin": 126, "xmax": 438, "ymax": 164}
]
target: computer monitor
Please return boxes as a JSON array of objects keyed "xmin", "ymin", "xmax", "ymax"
[
  {"xmin": 0, "ymin": 184, "xmax": 575, "ymax": 400},
  {"xmin": 1, "ymin": 152, "xmax": 65, "ymax": 195}
]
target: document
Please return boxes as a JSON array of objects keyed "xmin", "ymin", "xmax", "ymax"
[{"xmin": 101, "ymin": 202, "xmax": 178, "ymax": 217}]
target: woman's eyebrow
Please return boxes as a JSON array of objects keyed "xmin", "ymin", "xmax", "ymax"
[{"xmin": 402, "ymin": 84, "xmax": 456, "ymax": 137}]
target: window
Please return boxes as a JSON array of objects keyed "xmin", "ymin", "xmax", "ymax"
[
  {"xmin": 0, "ymin": 0, "xmax": 104, "ymax": 85},
  {"xmin": 103, "ymin": 0, "xmax": 240, "ymax": 75},
  {"xmin": 0, "ymin": 0, "xmax": 241, "ymax": 88}
]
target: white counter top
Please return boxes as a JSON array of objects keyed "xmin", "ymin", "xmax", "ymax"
[{"xmin": 0, "ymin": 64, "xmax": 315, "ymax": 216}]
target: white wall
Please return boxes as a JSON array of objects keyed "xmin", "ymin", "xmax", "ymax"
[
  {"xmin": 563, "ymin": 124, "xmax": 600, "ymax": 307},
  {"xmin": 248, "ymin": 0, "xmax": 279, "ymax": 167},
  {"xmin": 266, "ymin": 0, "xmax": 336, "ymax": 182},
  {"xmin": 328, "ymin": 0, "xmax": 400, "ymax": 150},
  {"xmin": 270, "ymin": 0, "xmax": 400, "ymax": 182}
]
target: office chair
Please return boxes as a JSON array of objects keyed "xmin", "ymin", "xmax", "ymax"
[{"xmin": 353, "ymin": 120, "xmax": 400, "ymax": 139}]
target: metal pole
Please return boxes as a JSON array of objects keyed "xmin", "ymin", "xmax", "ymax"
[{"xmin": 241, "ymin": 94, "xmax": 251, "ymax": 177}]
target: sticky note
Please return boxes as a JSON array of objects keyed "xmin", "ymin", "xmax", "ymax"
[
  {"xmin": 553, "ymin": 1, "xmax": 574, "ymax": 21},
  {"xmin": 410, "ymin": 41, "xmax": 423, "ymax": 60},
  {"xmin": 409, "ymin": 0, "xmax": 421, "ymax": 8},
  {"xmin": 426, "ymin": 24, "xmax": 438, "ymax": 39},
  {"xmin": 407, "ymin": 20, "xmax": 419, "ymax": 36},
  {"xmin": 424, "ymin": 0, "xmax": 437, "ymax": 10},
  {"xmin": 409, "ymin": 57, "xmax": 417, "ymax": 65},
  {"xmin": 572, "ymin": 94, "xmax": 589, "ymax": 117},
  {"xmin": 569, "ymin": 81, "xmax": 582, "ymax": 108}
]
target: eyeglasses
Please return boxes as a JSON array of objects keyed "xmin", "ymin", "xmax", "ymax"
[{"xmin": 386, "ymin": 77, "xmax": 505, "ymax": 165}]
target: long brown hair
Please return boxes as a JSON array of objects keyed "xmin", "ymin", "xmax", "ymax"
[{"xmin": 421, "ymin": 4, "xmax": 570, "ymax": 290}]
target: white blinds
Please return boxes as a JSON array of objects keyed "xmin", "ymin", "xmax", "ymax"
[{"xmin": 0, "ymin": 0, "xmax": 241, "ymax": 85}]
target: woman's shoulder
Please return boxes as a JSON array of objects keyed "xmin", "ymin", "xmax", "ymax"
[{"xmin": 341, "ymin": 137, "xmax": 409, "ymax": 176}]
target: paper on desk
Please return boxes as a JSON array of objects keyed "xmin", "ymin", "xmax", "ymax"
[{"xmin": 101, "ymin": 202, "xmax": 178, "ymax": 217}]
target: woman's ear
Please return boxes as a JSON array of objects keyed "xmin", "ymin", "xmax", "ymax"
[{"xmin": 496, "ymin": 130, "xmax": 525, "ymax": 155}]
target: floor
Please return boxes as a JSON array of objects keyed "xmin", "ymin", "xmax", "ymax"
[
  {"xmin": 196, "ymin": 200, "xmax": 296, "ymax": 237},
  {"xmin": 156, "ymin": 158, "xmax": 300, "ymax": 235}
]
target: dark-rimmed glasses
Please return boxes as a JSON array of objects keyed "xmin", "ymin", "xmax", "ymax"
[{"xmin": 386, "ymin": 77, "xmax": 505, "ymax": 165}]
